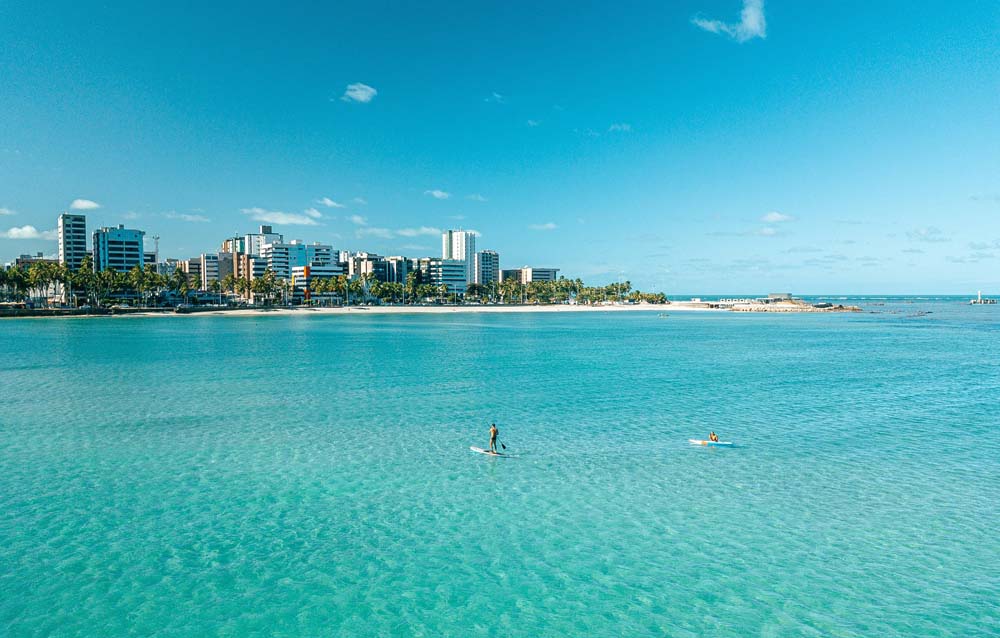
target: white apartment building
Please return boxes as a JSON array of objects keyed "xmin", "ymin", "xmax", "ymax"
[
  {"xmin": 442, "ymin": 230, "xmax": 476, "ymax": 284},
  {"xmin": 244, "ymin": 225, "xmax": 283, "ymax": 257},
  {"xmin": 474, "ymin": 249, "xmax": 499, "ymax": 285},
  {"xmin": 261, "ymin": 240, "xmax": 334, "ymax": 280},
  {"xmin": 57, "ymin": 213, "xmax": 87, "ymax": 271}
]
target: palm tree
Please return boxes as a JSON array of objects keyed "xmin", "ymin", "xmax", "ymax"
[
  {"xmin": 208, "ymin": 279, "xmax": 222, "ymax": 304},
  {"xmin": 128, "ymin": 265, "xmax": 148, "ymax": 306},
  {"xmin": 348, "ymin": 277, "xmax": 364, "ymax": 305},
  {"xmin": 250, "ymin": 269, "xmax": 278, "ymax": 306},
  {"xmin": 310, "ymin": 277, "xmax": 327, "ymax": 305},
  {"xmin": 170, "ymin": 267, "xmax": 198, "ymax": 305},
  {"xmin": 71, "ymin": 256, "xmax": 96, "ymax": 307},
  {"xmin": 500, "ymin": 278, "xmax": 520, "ymax": 304},
  {"xmin": 235, "ymin": 277, "xmax": 251, "ymax": 303},
  {"xmin": 92, "ymin": 268, "xmax": 121, "ymax": 307},
  {"xmin": 465, "ymin": 283, "xmax": 484, "ymax": 302},
  {"xmin": 220, "ymin": 274, "xmax": 237, "ymax": 303},
  {"xmin": 405, "ymin": 271, "xmax": 419, "ymax": 304}
]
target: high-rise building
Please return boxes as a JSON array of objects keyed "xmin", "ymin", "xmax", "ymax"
[
  {"xmin": 199, "ymin": 254, "xmax": 220, "ymax": 290},
  {"xmin": 244, "ymin": 225, "xmax": 283, "ymax": 257},
  {"xmin": 217, "ymin": 252, "xmax": 234, "ymax": 282},
  {"xmin": 260, "ymin": 240, "xmax": 334, "ymax": 280},
  {"xmin": 417, "ymin": 257, "xmax": 467, "ymax": 295},
  {"xmin": 221, "ymin": 236, "xmax": 246, "ymax": 254},
  {"xmin": 384, "ymin": 256, "xmax": 410, "ymax": 284},
  {"xmin": 92, "ymin": 225, "xmax": 145, "ymax": 272},
  {"xmin": 182, "ymin": 257, "xmax": 203, "ymax": 287},
  {"xmin": 442, "ymin": 230, "xmax": 476, "ymax": 284},
  {"xmin": 474, "ymin": 249, "xmax": 499, "ymax": 285},
  {"xmin": 57, "ymin": 213, "xmax": 87, "ymax": 271},
  {"xmin": 349, "ymin": 252, "xmax": 388, "ymax": 282},
  {"xmin": 235, "ymin": 253, "xmax": 266, "ymax": 282}
]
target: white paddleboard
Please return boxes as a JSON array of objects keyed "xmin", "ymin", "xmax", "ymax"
[
  {"xmin": 470, "ymin": 446, "xmax": 508, "ymax": 457},
  {"xmin": 688, "ymin": 439, "xmax": 734, "ymax": 447}
]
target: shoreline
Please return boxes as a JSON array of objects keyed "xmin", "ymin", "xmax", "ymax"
[
  {"xmin": 1, "ymin": 300, "xmax": 868, "ymax": 319},
  {"xmin": 130, "ymin": 303, "xmax": 691, "ymax": 318}
]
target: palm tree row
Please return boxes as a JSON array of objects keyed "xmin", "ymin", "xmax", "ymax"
[
  {"xmin": 3, "ymin": 261, "xmax": 667, "ymax": 308},
  {"xmin": 0, "ymin": 259, "xmax": 203, "ymax": 307}
]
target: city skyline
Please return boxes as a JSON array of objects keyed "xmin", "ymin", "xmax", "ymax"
[{"xmin": 1, "ymin": 1, "xmax": 998, "ymax": 293}]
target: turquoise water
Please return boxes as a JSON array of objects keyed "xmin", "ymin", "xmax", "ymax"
[{"xmin": 2, "ymin": 302, "xmax": 998, "ymax": 637}]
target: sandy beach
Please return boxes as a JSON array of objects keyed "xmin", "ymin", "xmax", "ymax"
[{"xmin": 128, "ymin": 302, "xmax": 694, "ymax": 318}]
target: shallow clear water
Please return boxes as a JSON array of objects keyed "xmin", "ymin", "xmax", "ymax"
[{"xmin": 2, "ymin": 303, "xmax": 998, "ymax": 637}]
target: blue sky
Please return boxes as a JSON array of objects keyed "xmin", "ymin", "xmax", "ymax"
[{"xmin": 1, "ymin": 0, "xmax": 998, "ymax": 293}]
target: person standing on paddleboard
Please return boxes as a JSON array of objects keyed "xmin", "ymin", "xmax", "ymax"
[
  {"xmin": 489, "ymin": 423, "xmax": 499, "ymax": 454},
  {"xmin": 709, "ymin": 431, "xmax": 719, "ymax": 442}
]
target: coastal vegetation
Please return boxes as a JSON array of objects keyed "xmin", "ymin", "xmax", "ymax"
[{"xmin": 0, "ymin": 260, "xmax": 668, "ymax": 308}]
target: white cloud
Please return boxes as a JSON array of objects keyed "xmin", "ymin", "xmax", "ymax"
[
  {"xmin": 527, "ymin": 119, "xmax": 540, "ymax": 127},
  {"xmin": 692, "ymin": 0, "xmax": 767, "ymax": 43},
  {"xmin": 608, "ymin": 123, "xmax": 632, "ymax": 132},
  {"xmin": 317, "ymin": 197, "xmax": 346, "ymax": 208},
  {"xmin": 485, "ymin": 92, "xmax": 505, "ymax": 103},
  {"xmin": 756, "ymin": 227, "xmax": 777, "ymax": 236},
  {"xmin": 303, "ymin": 208, "xmax": 323, "ymax": 219},
  {"xmin": 424, "ymin": 189, "xmax": 451, "ymax": 200},
  {"xmin": 907, "ymin": 227, "xmax": 950, "ymax": 243},
  {"xmin": 0, "ymin": 207, "xmax": 15, "ymax": 216},
  {"xmin": 352, "ymin": 197, "xmax": 368, "ymax": 205},
  {"xmin": 466, "ymin": 194, "xmax": 487, "ymax": 202},
  {"xmin": 401, "ymin": 244, "xmax": 429, "ymax": 252},
  {"xmin": 348, "ymin": 214, "xmax": 368, "ymax": 226},
  {"xmin": 166, "ymin": 212, "xmax": 211, "ymax": 223},
  {"xmin": 70, "ymin": 198, "xmax": 100, "ymax": 210},
  {"xmin": 2, "ymin": 225, "xmax": 57, "ymax": 240},
  {"xmin": 529, "ymin": 222, "xmax": 558, "ymax": 231},
  {"xmin": 396, "ymin": 226, "xmax": 442, "ymax": 237},
  {"xmin": 241, "ymin": 207, "xmax": 319, "ymax": 226},
  {"xmin": 761, "ymin": 211, "xmax": 793, "ymax": 223},
  {"xmin": 341, "ymin": 82, "xmax": 377, "ymax": 103}
]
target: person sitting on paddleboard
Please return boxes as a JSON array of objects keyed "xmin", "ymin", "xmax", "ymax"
[
  {"xmin": 489, "ymin": 423, "xmax": 499, "ymax": 454},
  {"xmin": 709, "ymin": 431, "xmax": 719, "ymax": 442}
]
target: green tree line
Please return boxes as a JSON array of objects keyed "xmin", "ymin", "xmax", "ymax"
[{"xmin": 2, "ymin": 261, "xmax": 666, "ymax": 308}]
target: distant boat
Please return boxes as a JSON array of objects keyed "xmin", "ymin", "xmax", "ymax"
[{"xmin": 970, "ymin": 291, "xmax": 997, "ymax": 305}]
